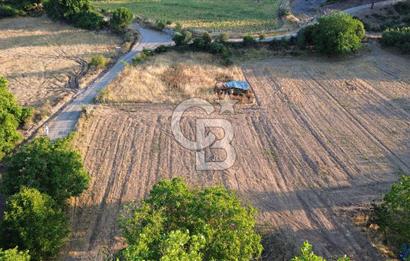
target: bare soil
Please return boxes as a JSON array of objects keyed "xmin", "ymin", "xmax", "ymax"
[
  {"xmin": 67, "ymin": 44, "xmax": 410, "ymax": 260},
  {"xmin": 0, "ymin": 17, "xmax": 122, "ymax": 110}
]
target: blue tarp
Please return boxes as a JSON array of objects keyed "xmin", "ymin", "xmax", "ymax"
[{"xmin": 224, "ymin": 81, "xmax": 250, "ymax": 91}]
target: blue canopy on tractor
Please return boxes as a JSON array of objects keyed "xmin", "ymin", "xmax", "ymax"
[{"xmin": 223, "ymin": 81, "xmax": 250, "ymax": 91}]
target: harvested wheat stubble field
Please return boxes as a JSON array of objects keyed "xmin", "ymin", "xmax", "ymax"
[
  {"xmin": 66, "ymin": 45, "xmax": 410, "ymax": 260},
  {"xmin": 99, "ymin": 51, "xmax": 245, "ymax": 104},
  {"xmin": 0, "ymin": 17, "xmax": 121, "ymax": 110}
]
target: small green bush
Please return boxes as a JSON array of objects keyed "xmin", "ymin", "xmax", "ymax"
[
  {"xmin": 154, "ymin": 45, "xmax": 169, "ymax": 53},
  {"xmin": 209, "ymin": 42, "xmax": 225, "ymax": 54},
  {"xmin": 44, "ymin": 0, "xmax": 91, "ymax": 20},
  {"xmin": 110, "ymin": 7, "xmax": 133, "ymax": 32},
  {"xmin": 131, "ymin": 52, "xmax": 147, "ymax": 65},
  {"xmin": 173, "ymin": 30, "xmax": 192, "ymax": 46},
  {"xmin": 0, "ymin": 187, "xmax": 69, "ymax": 260},
  {"xmin": 313, "ymin": 12, "xmax": 365, "ymax": 55},
  {"xmin": 292, "ymin": 241, "xmax": 350, "ymax": 261},
  {"xmin": 73, "ymin": 9, "xmax": 105, "ymax": 30},
  {"xmin": 1, "ymin": 137, "xmax": 90, "ymax": 204},
  {"xmin": 0, "ymin": 247, "xmax": 30, "ymax": 261},
  {"xmin": 0, "ymin": 4, "xmax": 21, "ymax": 18},
  {"xmin": 243, "ymin": 35, "xmax": 256, "ymax": 46},
  {"xmin": 90, "ymin": 54, "xmax": 108, "ymax": 69},
  {"xmin": 381, "ymin": 27, "xmax": 410, "ymax": 54},
  {"xmin": 216, "ymin": 32, "xmax": 229, "ymax": 43},
  {"xmin": 154, "ymin": 20, "xmax": 166, "ymax": 30}
]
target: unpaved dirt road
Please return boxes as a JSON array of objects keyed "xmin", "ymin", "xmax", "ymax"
[
  {"xmin": 46, "ymin": 24, "xmax": 173, "ymax": 140},
  {"xmin": 66, "ymin": 45, "xmax": 410, "ymax": 260}
]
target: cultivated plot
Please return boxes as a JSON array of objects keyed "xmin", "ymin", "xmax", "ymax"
[{"xmin": 66, "ymin": 46, "xmax": 410, "ymax": 260}]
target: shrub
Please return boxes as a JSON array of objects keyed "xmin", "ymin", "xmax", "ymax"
[
  {"xmin": 89, "ymin": 54, "xmax": 108, "ymax": 69},
  {"xmin": 0, "ymin": 188, "xmax": 69, "ymax": 260},
  {"xmin": 0, "ymin": 4, "xmax": 20, "ymax": 18},
  {"xmin": 297, "ymin": 24, "xmax": 316, "ymax": 48},
  {"xmin": 154, "ymin": 45, "xmax": 169, "ymax": 54},
  {"xmin": 119, "ymin": 178, "xmax": 263, "ymax": 260},
  {"xmin": 313, "ymin": 12, "xmax": 365, "ymax": 55},
  {"xmin": 0, "ymin": 247, "xmax": 30, "ymax": 261},
  {"xmin": 243, "ymin": 35, "xmax": 256, "ymax": 46},
  {"xmin": 292, "ymin": 241, "xmax": 350, "ymax": 261},
  {"xmin": 381, "ymin": 27, "xmax": 410, "ymax": 54},
  {"xmin": 131, "ymin": 52, "xmax": 147, "ymax": 65},
  {"xmin": 216, "ymin": 32, "xmax": 229, "ymax": 43},
  {"xmin": 173, "ymin": 30, "xmax": 192, "ymax": 46},
  {"xmin": 209, "ymin": 42, "xmax": 225, "ymax": 54},
  {"xmin": 110, "ymin": 7, "xmax": 133, "ymax": 32},
  {"xmin": 374, "ymin": 175, "xmax": 410, "ymax": 246},
  {"xmin": 44, "ymin": 0, "xmax": 91, "ymax": 20},
  {"xmin": 1, "ymin": 136, "xmax": 90, "ymax": 204},
  {"xmin": 154, "ymin": 20, "xmax": 165, "ymax": 30},
  {"xmin": 73, "ymin": 9, "xmax": 104, "ymax": 30},
  {"xmin": 0, "ymin": 76, "xmax": 29, "ymax": 159}
]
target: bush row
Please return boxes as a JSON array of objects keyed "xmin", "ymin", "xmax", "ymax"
[
  {"xmin": 0, "ymin": 136, "xmax": 90, "ymax": 260},
  {"xmin": 381, "ymin": 27, "xmax": 410, "ymax": 54}
]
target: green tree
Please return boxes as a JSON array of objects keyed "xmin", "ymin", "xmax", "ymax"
[
  {"xmin": 292, "ymin": 241, "xmax": 350, "ymax": 261},
  {"xmin": 0, "ymin": 188, "xmax": 69, "ymax": 260},
  {"xmin": 0, "ymin": 76, "xmax": 29, "ymax": 159},
  {"xmin": 1, "ymin": 136, "xmax": 89, "ymax": 204},
  {"xmin": 0, "ymin": 247, "xmax": 30, "ymax": 261},
  {"xmin": 374, "ymin": 175, "xmax": 410, "ymax": 245},
  {"xmin": 313, "ymin": 12, "xmax": 365, "ymax": 55},
  {"xmin": 119, "ymin": 178, "xmax": 263, "ymax": 260},
  {"xmin": 44, "ymin": 0, "xmax": 91, "ymax": 20},
  {"xmin": 110, "ymin": 7, "xmax": 133, "ymax": 32}
]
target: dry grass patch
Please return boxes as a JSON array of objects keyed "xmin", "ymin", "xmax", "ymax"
[
  {"xmin": 99, "ymin": 51, "xmax": 245, "ymax": 104},
  {"xmin": 0, "ymin": 16, "xmax": 122, "ymax": 111}
]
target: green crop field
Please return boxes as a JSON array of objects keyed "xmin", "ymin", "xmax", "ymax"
[{"xmin": 92, "ymin": 0, "xmax": 281, "ymax": 33}]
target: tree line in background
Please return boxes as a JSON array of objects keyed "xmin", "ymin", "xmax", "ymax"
[{"xmin": 0, "ymin": 0, "xmax": 133, "ymax": 32}]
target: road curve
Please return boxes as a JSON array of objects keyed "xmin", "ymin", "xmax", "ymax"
[{"xmin": 46, "ymin": 24, "xmax": 173, "ymax": 140}]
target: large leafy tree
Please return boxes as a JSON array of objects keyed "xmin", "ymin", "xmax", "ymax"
[
  {"xmin": 313, "ymin": 12, "xmax": 365, "ymax": 55},
  {"xmin": 0, "ymin": 187, "xmax": 69, "ymax": 260},
  {"xmin": 0, "ymin": 247, "xmax": 30, "ymax": 261},
  {"xmin": 1, "ymin": 136, "xmax": 89, "ymax": 204},
  {"xmin": 0, "ymin": 76, "xmax": 29, "ymax": 159},
  {"xmin": 119, "ymin": 178, "xmax": 263, "ymax": 260}
]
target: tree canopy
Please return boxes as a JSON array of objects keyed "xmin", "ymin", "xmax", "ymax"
[
  {"xmin": 0, "ymin": 76, "xmax": 30, "ymax": 159},
  {"xmin": 119, "ymin": 178, "xmax": 263, "ymax": 260},
  {"xmin": 0, "ymin": 187, "xmax": 69, "ymax": 260},
  {"xmin": 312, "ymin": 12, "xmax": 365, "ymax": 55},
  {"xmin": 1, "ymin": 136, "xmax": 89, "ymax": 203}
]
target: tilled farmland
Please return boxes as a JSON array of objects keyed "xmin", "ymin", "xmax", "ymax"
[{"xmin": 66, "ymin": 46, "xmax": 410, "ymax": 260}]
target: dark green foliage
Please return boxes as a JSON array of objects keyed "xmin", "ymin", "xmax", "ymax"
[
  {"xmin": 44, "ymin": 0, "xmax": 91, "ymax": 20},
  {"xmin": 0, "ymin": 4, "xmax": 20, "ymax": 17},
  {"xmin": 394, "ymin": 0, "xmax": 410, "ymax": 15},
  {"xmin": 209, "ymin": 42, "xmax": 226, "ymax": 54},
  {"xmin": 110, "ymin": 7, "xmax": 133, "ymax": 32},
  {"xmin": 381, "ymin": 27, "xmax": 410, "ymax": 54},
  {"xmin": 243, "ymin": 35, "xmax": 256, "ymax": 46},
  {"xmin": 72, "ymin": 9, "xmax": 104, "ymax": 30},
  {"xmin": 0, "ymin": 247, "xmax": 30, "ymax": 261},
  {"xmin": 0, "ymin": 76, "xmax": 30, "ymax": 159},
  {"xmin": 119, "ymin": 178, "xmax": 263, "ymax": 260},
  {"xmin": 154, "ymin": 20, "xmax": 165, "ymax": 30},
  {"xmin": 297, "ymin": 24, "xmax": 316, "ymax": 48},
  {"xmin": 374, "ymin": 175, "xmax": 410, "ymax": 246},
  {"xmin": 1, "ymin": 136, "xmax": 90, "ymax": 204},
  {"xmin": 172, "ymin": 30, "xmax": 192, "ymax": 46},
  {"xmin": 0, "ymin": 187, "xmax": 69, "ymax": 260},
  {"xmin": 154, "ymin": 45, "xmax": 169, "ymax": 53},
  {"xmin": 312, "ymin": 12, "xmax": 365, "ymax": 55}
]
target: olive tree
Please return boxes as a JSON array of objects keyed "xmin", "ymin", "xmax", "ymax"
[
  {"xmin": 312, "ymin": 12, "xmax": 365, "ymax": 55},
  {"xmin": 0, "ymin": 188, "xmax": 69, "ymax": 260},
  {"xmin": 1, "ymin": 136, "xmax": 89, "ymax": 203},
  {"xmin": 119, "ymin": 178, "xmax": 263, "ymax": 260}
]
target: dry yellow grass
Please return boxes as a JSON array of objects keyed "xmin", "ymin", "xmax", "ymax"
[
  {"xmin": 0, "ymin": 16, "xmax": 122, "ymax": 108},
  {"xmin": 99, "ymin": 51, "xmax": 245, "ymax": 103}
]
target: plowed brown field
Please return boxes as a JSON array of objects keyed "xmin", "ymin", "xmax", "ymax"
[{"xmin": 67, "ymin": 45, "xmax": 410, "ymax": 260}]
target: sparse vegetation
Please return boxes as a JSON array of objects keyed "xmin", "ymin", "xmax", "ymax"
[
  {"xmin": 1, "ymin": 136, "xmax": 90, "ymax": 204},
  {"xmin": 90, "ymin": 54, "xmax": 108, "ymax": 69},
  {"xmin": 119, "ymin": 178, "xmax": 263, "ymax": 260},
  {"xmin": 0, "ymin": 187, "xmax": 69, "ymax": 260}
]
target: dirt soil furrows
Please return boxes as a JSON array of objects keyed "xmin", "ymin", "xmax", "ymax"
[{"xmin": 67, "ymin": 46, "xmax": 410, "ymax": 260}]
